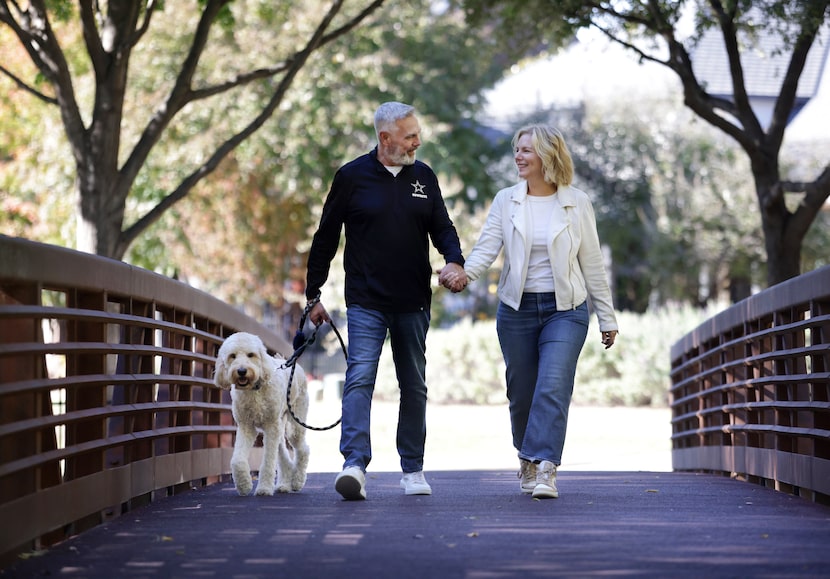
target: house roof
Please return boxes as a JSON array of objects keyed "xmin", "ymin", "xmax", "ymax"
[{"xmin": 691, "ymin": 15, "xmax": 830, "ymax": 99}]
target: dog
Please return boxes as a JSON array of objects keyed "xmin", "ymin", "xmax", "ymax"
[{"xmin": 214, "ymin": 332, "xmax": 310, "ymax": 496}]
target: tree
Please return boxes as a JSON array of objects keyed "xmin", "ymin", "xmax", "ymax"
[
  {"xmin": 459, "ymin": 0, "xmax": 830, "ymax": 287},
  {"xmin": 2, "ymin": 0, "xmax": 544, "ymax": 342},
  {"xmin": 0, "ymin": 0, "xmax": 386, "ymax": 259}
]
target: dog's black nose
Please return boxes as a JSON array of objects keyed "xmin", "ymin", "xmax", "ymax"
[{"xmin": 237, "ymin": 368, "xmax": 247, "ymax": 377}]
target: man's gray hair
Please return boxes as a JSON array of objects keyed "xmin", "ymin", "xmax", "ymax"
[{"xmin": 374, "ymin": 102, "xmax": 416, "ymax": 139}]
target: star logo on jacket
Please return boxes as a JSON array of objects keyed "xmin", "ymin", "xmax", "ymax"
[{"xmin": 411, "ymin": 180, "xmax": 427, "ymax": 198}]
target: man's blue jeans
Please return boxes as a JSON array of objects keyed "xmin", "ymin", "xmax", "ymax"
[
  {"xmin": 340, "ymin": 305, "xmax": 430, "ymax": 473},
  {"xmin": 496, "ymin": 293, "xmax": 589, "ymax": 466}
]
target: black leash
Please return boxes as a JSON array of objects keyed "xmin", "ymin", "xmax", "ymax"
[{"xmin": 282, "ymin": 298, "xmax": 346, "ymax": 431}]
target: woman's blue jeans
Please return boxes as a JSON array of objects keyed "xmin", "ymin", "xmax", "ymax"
[
  {"xmin": 340, "ymin": 305, "xmax": 430, "ymax": 473},
  {"xmin": 496, "ymin": 293, "xmax": 589, "ymax": 466}
]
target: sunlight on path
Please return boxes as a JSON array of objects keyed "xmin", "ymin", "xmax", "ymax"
[{"xmin": 304, "ymin": 401, "xmax": 672, "ymax": 474}]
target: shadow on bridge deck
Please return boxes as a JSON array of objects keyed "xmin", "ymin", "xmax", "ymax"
[{"xmin": 3, "ymin": 470, "xmax": 829, "ymax": 578}]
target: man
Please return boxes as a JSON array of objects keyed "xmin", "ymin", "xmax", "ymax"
[{"xmin": 305, "ymin": 102, "xmax": 465, "ymax": 500}]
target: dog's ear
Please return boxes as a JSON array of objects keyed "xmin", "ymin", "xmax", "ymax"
[
  {"xmin": 214, "ymin": 347, "xmax": 231, "ymax": 390},
  {"xmin": 259, "ymin": 341, "xmax": 273, "ymax": 386}
]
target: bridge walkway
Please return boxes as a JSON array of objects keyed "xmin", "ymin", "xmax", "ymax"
[{"xmin": 3, "ymin": 469, "xmax": 829, "ymax": 578}]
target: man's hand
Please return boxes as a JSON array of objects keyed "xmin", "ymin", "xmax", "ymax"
[
  {"xmin": 309, "ymin": 301, "xmax": 330, "ymax": 326},
  {"xmin": 437, "ymin": 263, "xmax": 468, "ymax": 293}
]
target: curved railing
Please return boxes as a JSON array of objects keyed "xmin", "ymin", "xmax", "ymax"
[
  {"xmin": 670, "ymin": 265, "xmax": 830, "ymax": 503},
  {"xmin": 0, "ymin": 235, "xmax": 291, "ymax": 562},
  {"xmin": 6, "ymin": 233, "xmax": 827, "ymax": 562}
]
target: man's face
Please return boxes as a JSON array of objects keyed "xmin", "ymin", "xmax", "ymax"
[{"xmin": 379, "ymin": 116, "xmax": 421, "ymax": 166}]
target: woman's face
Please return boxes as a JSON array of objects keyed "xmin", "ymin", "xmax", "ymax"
[{"xmin": 514, "ymin": 133, "xmax": 542, "ymax": 181}]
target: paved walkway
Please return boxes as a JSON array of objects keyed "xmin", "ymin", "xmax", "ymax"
[{"xmin": 4, "ymin": 470, "xmax": 830, "ymax": 578}]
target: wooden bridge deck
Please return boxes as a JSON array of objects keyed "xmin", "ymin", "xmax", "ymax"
[{"xmin": 3, "ymin": 470, "xmax": 829, "ymax": 578}]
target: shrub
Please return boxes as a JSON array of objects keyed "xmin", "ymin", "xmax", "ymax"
[
  {"xmin": 573, "ymin": 304, "xmax": 721, "ymax": 407},
  {"xmin": 373, "ymin": 303, "xmax": 720, "ymax": 407}
]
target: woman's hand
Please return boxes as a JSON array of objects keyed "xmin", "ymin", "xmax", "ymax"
[
  {"xmin": 437, "ymin": 264, "xmax": 468, "ymax": 293},
  {"xmin": 601, "ymin": 330, "xmax": 618, "ymax": 349}
]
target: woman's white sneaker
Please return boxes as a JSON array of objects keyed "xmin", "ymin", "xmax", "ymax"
[
  {"xmin": 400, "ymin": 471, "xmax": 432, "ymax": 495},
  {"xmin": 531, "ymin": 460, "xmax": 559, "ymax": 499},
  {"xmin": 518, "ymin": 459, "xmax": 537, "ymax": 494}
]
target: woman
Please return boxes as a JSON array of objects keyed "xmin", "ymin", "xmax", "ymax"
[{"xmin": 442, "ymin": 124, "xmax": 618, "ymax": 499}]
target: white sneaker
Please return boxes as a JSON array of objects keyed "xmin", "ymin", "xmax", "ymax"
[
  {"xmin": 518, "ymin": 459, "xmax": 537, "ymax": 494},
  {"xmin": 335, "ymin": 466, "xmax": 366, "ymax": 500},
  {"xmin": 400, "ymin": 471, "xmax": 432, "ymax": 495},
  {"xmin": 532, "ymin": 460, "xmax": 559, "ymax": 499}
]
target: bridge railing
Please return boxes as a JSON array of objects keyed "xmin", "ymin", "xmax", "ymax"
[
  {"xmin": 670, "ymin": 265, "xmax": 830, "ymax": 503},
  {"xmin": 0, "ymin": 235, "xmax": 291, "ymax": 563}
]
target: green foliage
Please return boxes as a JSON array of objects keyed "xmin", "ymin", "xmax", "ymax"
[
  {"xmin": 454, "ymin": 0, "xmax": 580, "ymax": 52},
  {"xmin": 44, "ymin": 0, "xmax": 74, "ymax": 21},
  {"xmin": 2, "ymin": 0, "xmax": 525, "ymax": 277},
  {"xmin": 122, "ymin": 0, "xmax": 541, "ymax": 320},
  {"xmin": 4, "ymin": 0, "xmax": 827, "ymax": 336},
  {"xmin": 573, "ymin": 304, "xmax": 724, "ymax": 407},
  {"xmin": 373, "ymin": 303, "xmax": 722, "ymax": 407}
]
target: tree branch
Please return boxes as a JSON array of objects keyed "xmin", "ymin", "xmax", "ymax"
[
  {"xmin": 119, "ymin": 0, "xmax": 387, "ymax": 253},
  {"xmin": 0, "ymin": 0, "xmax": 23, "ymax": 24},
  {"xmin": 188, "ymin": 63, "xmax": 291, "ymax": 101},
  {"xmin": 785, "ymin": 164, "xmax": 830, "ymax": 244},
  {"xmin": 590, "ymin": 21, "xmax": 667, "ymax": 66},
  {"xmin": 709, "ymin": 0, "xmax": 763, "ymax": 139},
  {"xmin": 188, "ymin": 0, "xmax": 386, "ymax": 102},
  {"xmin": 130, "ymin": 0, "xmax": 159, "ymax": 46},
  {"xmin": 118, "ymin": 0, "xmax": 232, "ymax": 189},
  {"xmin": 0, "ymin": 63, "xmax": 57, "ymax": 104},
  {"xmin": 78, "ymin": 0, "xmax": 105, "ymax": 73},
  {"xmin": 782, "ymin": 164, "xmax": 830, "ymax": 207},
  {"xmin": 4, "ymin": 0, "xmax": 89, "ymax": 156},
  {"xmin": 588, "ymin": 17, "xmax": 749, "ymax": 148},
  {"xmin": 766, "ymin": 20, "xmax": 823, "ymax": 150},
  {"xmin": 317, "ymin": 0, "xmax": 386, "ymax": 44}
]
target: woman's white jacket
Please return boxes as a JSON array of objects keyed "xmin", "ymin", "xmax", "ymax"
[{"xmin": 464, "ymin": 181, "xmax": 619, "ymax": 332}]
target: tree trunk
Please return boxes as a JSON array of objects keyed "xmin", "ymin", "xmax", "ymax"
[
  {"xmin": 75, "ymin": 171, "xmax": 128, "ymax": 260},
  {"xmin": 70, "ymin": 2, "xmax": 137, "ymax": 260},
  {"xmin": 756, "ymin": 179, "xmax": 803, "ymax": 288}
]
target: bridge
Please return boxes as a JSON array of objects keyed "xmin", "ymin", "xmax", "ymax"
[{"xmin": 1, "ymin": 235, "xmax": 829, "ymax": 577}]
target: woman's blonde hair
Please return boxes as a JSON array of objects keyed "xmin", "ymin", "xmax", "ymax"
[{"xmin": 512, "ymin": 124, "xmax": 574, "ymax": 186}]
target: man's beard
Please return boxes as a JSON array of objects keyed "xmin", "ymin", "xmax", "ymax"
[{"xmin": 388, "ymin": 146, "xmax": 416, "ymax": 166}]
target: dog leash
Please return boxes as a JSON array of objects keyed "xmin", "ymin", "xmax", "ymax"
[{"xmin": 282, "ymin": 297, "xmax": 347, "ymax": 431}]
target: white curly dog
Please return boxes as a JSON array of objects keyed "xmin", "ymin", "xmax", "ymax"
[{"xmin": 214, "ymin": 332, "xmax": 310, "ymax": 496}]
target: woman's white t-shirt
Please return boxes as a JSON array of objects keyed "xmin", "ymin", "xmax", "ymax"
[{"xmin": 523, "ymin": 194, "xmax": 557, "ymax": 293}]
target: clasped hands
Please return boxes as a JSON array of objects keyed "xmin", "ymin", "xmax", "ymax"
[{"xmin": 436, "ymin": 263, "xmax": 468, "ymax": 293}]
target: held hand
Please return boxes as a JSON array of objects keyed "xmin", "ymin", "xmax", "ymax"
[
  {"xmin": 445, "ymin": 278, "xmax": 466, "ymax": 292},
  {"xmin": 309, "ymin": 301, "xmax": 330, "ymax": 326},
  {"xmin": 601, "ymin": 330, "xmax": 618, "ymax": 350},
  {"xmin": 436, "ymin": 264, "xmax": 457, "ymax": 286},
  {"xmin": 437, "ymin": 264, "xmax": 468, "ymax": 293}
]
